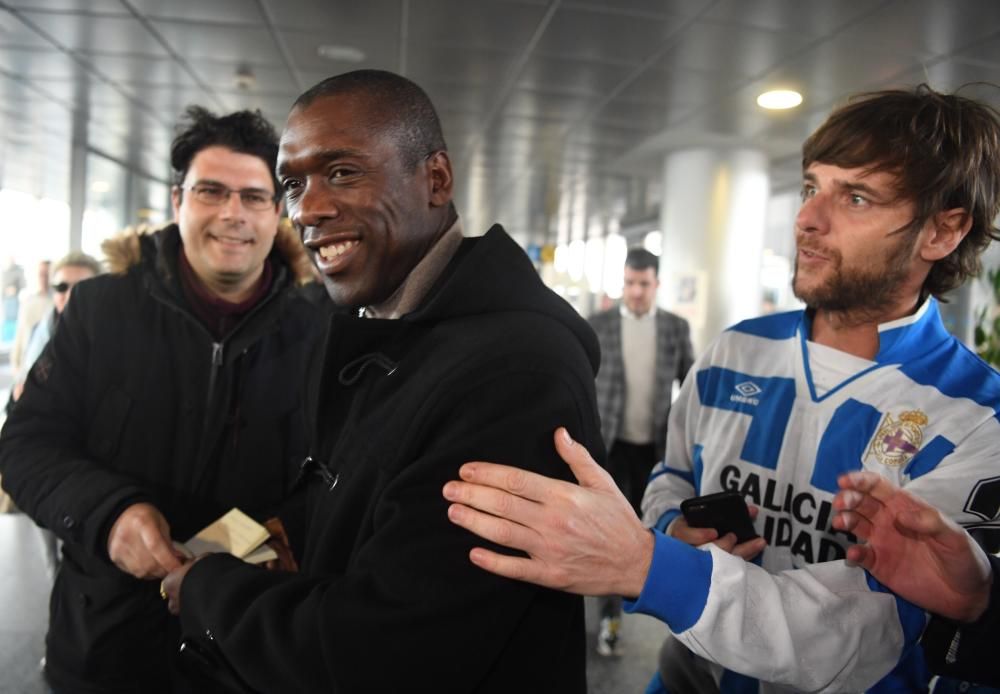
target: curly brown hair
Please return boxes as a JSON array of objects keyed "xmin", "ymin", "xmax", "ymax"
[{"xmin": 802, "ymin": 84, "xmax": 1000, "ymax": 298}]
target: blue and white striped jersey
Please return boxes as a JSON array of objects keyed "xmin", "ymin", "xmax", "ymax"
[{"xmin": 630, "ymin": 298, "xmax": 1000, "ymax": 693}]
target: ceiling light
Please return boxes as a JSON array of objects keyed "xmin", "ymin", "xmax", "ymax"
[
  {"xmin": 757, "ymin": 90, "xmax": 803, "ymax": 110},
  {"xmin": 317, "ymin": 45, "xmax": 366, "ymax": 63},
  {"xmin": 234, "ymin": 65, "xmax": 256, "ymax": 91}
]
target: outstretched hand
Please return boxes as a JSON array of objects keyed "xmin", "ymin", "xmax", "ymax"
[
  {"xmin": 443, "ymin": 428, "xmax": 654, "ymax": 598},
  {"xmin": 833, "ymin": 471, "xmax": 992, "ymax": 622}
]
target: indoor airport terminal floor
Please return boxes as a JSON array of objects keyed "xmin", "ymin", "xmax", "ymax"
[{"xmin": 4, "ymin": 1, "xmax": 1000, "ymax": 693}]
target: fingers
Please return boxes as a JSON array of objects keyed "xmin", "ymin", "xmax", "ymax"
[
  {"xmin": 670, "ymin": 517, "xmax": 720, "ymax": 546},
  {"xmin": 837, "ymin": 471, "xmax": 897, "ymax": 503},
  {"xmin": 832, "ymin": 509, "xmax": 874, "ymax": 539},
  {"xmin": 845, "ymin": 543, "xmax": 874, "ymax": 570},
  {"xmin": 456, "ymin": 462, "xmax": 558, "ymax": 504},
  {"xmin": 140, "ymin": 524, "xmax": 183, "ymax": 576},
  {"xmin": 446, "ymin": 502, "xmax": 540, "ymax": 554},
  {"xmin": 108, "ymin": 503, "xmax": 180, "ymax": 579},
  {"xmin": 161, "ymin": 560, "xmax": 196, "ymax": 616},
  {"xmin": 553, "ymin": 428, "xmax": 614, "ymax": 489},
  {"xmin": 731, "ymin": 536, "xmax": 767, "ymax": 561},
  {"xmin": 832, "ymin": 488, "xmax": 885, "ymax": 526},
  {"xmin": 467, "ymin": 547, "xmax": 559, "ymax": 590},
  {"xmin": 443, "ymin": 479, "xmax": 543, "ymax": 529}
]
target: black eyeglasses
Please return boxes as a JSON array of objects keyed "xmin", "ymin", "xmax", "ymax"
[
  {"xmin": 181, "ymin": 183, "xmax": 278, "ymax": 211},
  {"xmin": 53, "ymin": 281, "xmax": 75, "ymax": 293}
]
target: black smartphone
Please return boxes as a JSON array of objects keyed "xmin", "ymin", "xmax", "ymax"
[{"xmin": 680, "ymin": 490, "xmax": 758, "ymax": 544}]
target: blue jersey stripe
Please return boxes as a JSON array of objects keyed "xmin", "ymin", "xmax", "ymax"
[
  {"xmin": 812, "ymin": 399, "xmax": 881, "ymax": 492},
  {"xmin": 728, "ymin": 310, "xmax": 801, "ymax": 340},
  {"xmin": 898, "ymin": 341, "xmax": 1000, "ymax": 415},
  {"xmin": 720, "ymin": 669, "xmax": 759, "ymax": 694},
  {"xmin": 904, "ymin": 435, "xmax": 955, "ymax": 480},
  {"xmin": 692, "ymin": 444, "xmax": 705, "ymax": 495},
  {"xmin": 696, "ymin": 367, "xmax": 795, "ymax": 471}
]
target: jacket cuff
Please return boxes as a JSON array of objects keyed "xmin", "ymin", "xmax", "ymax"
[
  {"xmin": 623, "ymin": 530, "xmax": 713, "ymax": 633},
  {"xmin": 654, "ymin": 508, "xmax": 682, "ymax": 533}
]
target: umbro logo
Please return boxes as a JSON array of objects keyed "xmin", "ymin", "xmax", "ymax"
[{"xmin": 731, "ymin": 381, "xmax": 762, "ymax": 405}]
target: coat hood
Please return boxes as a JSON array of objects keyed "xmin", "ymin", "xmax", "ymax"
[
  {"xmin": 101, "ymin": 218, "xmax": 315, "ymax": 285},
  {"xmin": 405, "ymin": 224, "xmax": 600, "ymax": 375}
]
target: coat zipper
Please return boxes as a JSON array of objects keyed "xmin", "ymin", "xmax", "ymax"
[{"xmin": 206, "ymin": 341, "xmax": 223, "ymax": 412}]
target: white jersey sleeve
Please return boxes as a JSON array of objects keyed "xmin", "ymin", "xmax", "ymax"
[{"xmin": 627, "ymin": 534, "xmax": 923, "ymax": 692}]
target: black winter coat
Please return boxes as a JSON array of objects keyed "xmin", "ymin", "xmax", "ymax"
[
  {"xmin": 0, "ymin": 225, "xmax": 326, "ymax": 693},
  {"xmin": 178, "ymin": 225, "xmax": 605, "ymax": 693}
]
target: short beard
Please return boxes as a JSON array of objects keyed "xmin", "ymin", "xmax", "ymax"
[{"xmin": 793, "ymin": 232, "xmax": 917, "ymax": 322}]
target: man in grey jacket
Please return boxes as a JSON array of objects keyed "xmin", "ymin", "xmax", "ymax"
[{"xmin": 588, "ymin": 247, "xmax": 694, "ymax": 655}]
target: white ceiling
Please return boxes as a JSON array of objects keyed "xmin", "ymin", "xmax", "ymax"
[{"xmin": 2, "ymin": 0, "xmax": 999, "ymax": 243}]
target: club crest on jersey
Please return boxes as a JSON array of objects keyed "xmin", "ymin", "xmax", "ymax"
[{"xmin": 865, "ymin": 410, "xmax": 928, "ymax": 468}]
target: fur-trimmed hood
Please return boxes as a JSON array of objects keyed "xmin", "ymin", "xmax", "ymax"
[{"xmin": 101, "ymin": 218, "xmax": 315, "ymax": 286}]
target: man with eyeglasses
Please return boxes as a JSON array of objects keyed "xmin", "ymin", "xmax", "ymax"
[{"xmin": 0, "ymin": 106, "xmax": 326, "ymax": 693}]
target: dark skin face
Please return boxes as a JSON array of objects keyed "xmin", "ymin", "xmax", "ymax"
[{"xmin": 277, "ymin": 93, "xmax": 455, "ymax": 308}]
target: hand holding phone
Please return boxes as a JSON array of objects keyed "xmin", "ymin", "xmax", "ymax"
[{"xmin": 680, "ymin": 490, "xmax": 759, "ymax": 544}]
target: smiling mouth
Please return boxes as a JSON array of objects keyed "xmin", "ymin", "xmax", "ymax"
[
  {"xmin": 210, "ymin": 234, "xmax": 252, "ymax": 246},
  {"xmin": 318, "ymin": 239, "xmax": 359, "ymax": 260}
]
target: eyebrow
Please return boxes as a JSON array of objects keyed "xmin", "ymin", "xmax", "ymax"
[
  {"xmin": 802, "ymin": 172, "xmax": 889, "ymax": 202},
  {"xmin": 191, "ymin": 179, "xmax": 272, "ymax": 194},
  {"xmin": 277, "ymin": 148, "xmax": 366, "ymax": 175}
]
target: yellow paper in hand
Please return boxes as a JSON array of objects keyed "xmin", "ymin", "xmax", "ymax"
[{"xmin": 184, "ymin": 508, "xmax": 270, "ymax": 560}]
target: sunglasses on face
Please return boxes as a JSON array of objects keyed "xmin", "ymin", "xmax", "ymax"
[{"xmin": 53, "ymin": 281, "xmax": 75, "ymax": 293}]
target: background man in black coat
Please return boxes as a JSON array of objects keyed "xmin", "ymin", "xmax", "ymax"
[
  {"xmin": 162, "ymin": 69, "xmax": 603, "ymax": 693},
  {"xmin": 0, "ymin": 107, "xmax": 323, "ymax": 693}
]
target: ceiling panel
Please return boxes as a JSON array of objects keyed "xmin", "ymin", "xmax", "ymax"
[
  {"xmin": 517, "ymin": 55, "xmax": 634, "ymax": 97},
  {"xmin": 703, "ymin": 0, "xmax": 887, "ymax": 35},
  {"xmin": 534, "ymin": 6, "xmax": 684, "ymax": 66},
  {"xmin": 266, "ymin": 0, "xmax": 401, "ymax": 34},
  {"xmin": 562, "ymin": 0, "xmax": 714, "ymax": 20},
  {"xmin": 149, "ymin": 19, "xmax": 284, "ymax": 64},
  {"xmin": 817, "ymin": 0, "xmax": 1000, "ymax": 60},
  {"xmin": 6, "ymin": 1, "xmax": 123, "ymax": 11},
  {"xmin": 654, "ymin": 18, "xmax": 822, "ymax": 80},
  {"xmin": 0, "ymin": 46, "xmax": 80, "ymax": 79},
  {"xmin": 76, "ymin": 51, "xmax": 196, "ymax": 87},
  {"xmin": 281, "ymin": 26, "xmax": 400, "ymax": 75},
  {"xmin": 409, "ymin": 0, "xmax": 550, "ymax": 49},
  {"xmin": 131, "ymin": 0, "xmax": 265, "ymax": 25},
  {"xmin": 15, "ymin": 10, "xmax": 166, "ymax": 56}
]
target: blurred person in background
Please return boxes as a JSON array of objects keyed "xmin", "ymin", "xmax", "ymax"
[
  {"xmin": 10, "ymin": 259, "xmax": 53, "ymax": 378},
  {"xmin": 12, "ymin": 253, "xmax": 100, "ymax": 402},
  {"xmin": 588, "ymin": 246, "xmax": 693, "ymax": 656}
]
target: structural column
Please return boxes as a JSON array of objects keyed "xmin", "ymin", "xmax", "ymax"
[
  {"xmin": 658, "ymin": 148, "xmax": 769, "ymax": 352},
  {"xmin": 68, "ymin": 108, "xmax": 88, "ymax": 252}
]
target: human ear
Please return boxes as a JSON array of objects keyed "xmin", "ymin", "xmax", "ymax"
[
  {"xmin": 919, "ymin": 208, "xmax": 972, "ymax": 262},
  {"xmin": 170, "ymin": 186, "xmax": 182, "ymax": 220},
  {"xmin": 425, "ymin": 151, "xmax": 454, "ymax": 207}
]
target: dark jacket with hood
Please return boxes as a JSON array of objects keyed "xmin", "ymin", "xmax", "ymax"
[
  {"xmin": 0, "ymin": 223, "xmax": 325, "ymax": 693},
  {"xmin": 177, "ymin": 225, "xmax": 604, "ymax": 693}
]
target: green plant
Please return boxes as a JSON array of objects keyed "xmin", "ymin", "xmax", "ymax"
[{"xmin": 974, "ymin": 268, "xmax": 1000, "ymax": 367}]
